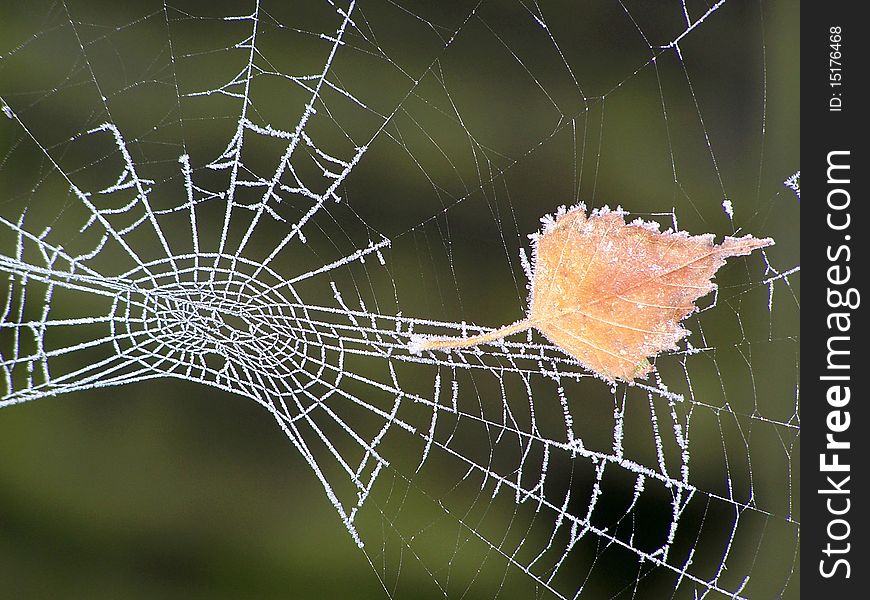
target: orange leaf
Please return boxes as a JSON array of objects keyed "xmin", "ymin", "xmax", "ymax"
[
  {"xmin": 528, "ymin": 206, "xmax": 771, "ymax": 380},
  {"xmin": 413, "ymin": 205, "xmax": 773, "ymax": 382}
]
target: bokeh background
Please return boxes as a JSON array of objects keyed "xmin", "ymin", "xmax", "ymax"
[{"xmin": 1, "ymin": 1, "xmax": 798, "ymax": 598}]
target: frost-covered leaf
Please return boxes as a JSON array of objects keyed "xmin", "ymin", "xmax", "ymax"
[
  {"xmin": 414, "ymin": 204, "xmax": 772, "ymax": 382},
  {"xmin": 528, "ymin": 206, "xmax": 772, "ymax": 381}
]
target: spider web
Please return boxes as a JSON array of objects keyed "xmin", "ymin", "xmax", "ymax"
[{"xmin": 0, "ymin": 1, "xmax": 799, "ymax": 598}]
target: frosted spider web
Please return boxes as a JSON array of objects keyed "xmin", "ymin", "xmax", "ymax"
[{"xmin": 0, "ymin": 1, "xmax": 799, "ymax": 598}]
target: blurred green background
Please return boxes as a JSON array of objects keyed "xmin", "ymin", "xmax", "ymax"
[{"xmin": 1, "ymin": 1, "xmax": 798, "ymax": 598}]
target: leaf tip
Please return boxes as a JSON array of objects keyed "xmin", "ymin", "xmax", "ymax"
[{"xmin": 717, "ymin": 234, "xmax": 775, "ymax": 257}]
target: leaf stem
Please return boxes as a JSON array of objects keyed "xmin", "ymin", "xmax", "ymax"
[{"xmin": 415, "ymin": 318, "xmax": 534, "ymax": 352}]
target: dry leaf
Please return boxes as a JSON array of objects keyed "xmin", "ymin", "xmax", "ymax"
[{"xmin": 411, "ymin": 205, "xmax": 773, "ymax": 382}]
